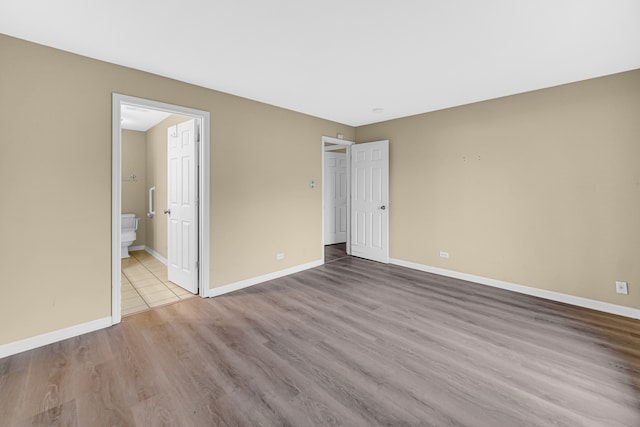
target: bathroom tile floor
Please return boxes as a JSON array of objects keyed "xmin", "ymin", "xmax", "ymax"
[{"xmin": 121, "ymin": 250, "xmax": 196, "ymax": 317}]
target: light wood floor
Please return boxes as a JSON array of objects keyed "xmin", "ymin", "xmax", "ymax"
[{"xmin": 2, "ymin": 255, "xmax": 640, "ymax": 426}]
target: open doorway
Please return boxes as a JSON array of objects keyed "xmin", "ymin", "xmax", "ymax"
[
  {"xmin": 322, "ymin": 136, "xmax": 390, "ymax": 265},
  {"xmin": 121, "ymin": 111, "xmax": 195, "ymax": 316},
  {"xmin": 111, "ymin": 94, "xmax": 210, "ymax": 324},
  {"xmin": 322, "ymin": 136, "xmax": 353, "ymax": 264}
]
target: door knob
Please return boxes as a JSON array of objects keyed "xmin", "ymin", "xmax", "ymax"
[
  {"xmin": 380, "ymin": 205, "xmax": 386, "ymax": 210},
  {"xmin": 164, "ymin": 209, "xmax": 171, "ymax": 215}
]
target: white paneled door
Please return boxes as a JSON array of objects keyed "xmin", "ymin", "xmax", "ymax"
[
  {"xmin": 324, "ymin": 151, "xmax": 348, "ymax": 245},
  {"xmin": 167, "ymin": 119, "xmax": 198, "ymax": 293},
  {"xmin": 351, "ymin": 140, "xmax": 389, "ymax": 263}
]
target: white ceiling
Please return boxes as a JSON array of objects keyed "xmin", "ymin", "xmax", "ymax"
[
  {"xmin": 121, "ymin": 104, "xmax": 172, "ymax": 131},
  {"xmin": 2, "ymin": 1, "xmax": 639, "ymax": 126}
]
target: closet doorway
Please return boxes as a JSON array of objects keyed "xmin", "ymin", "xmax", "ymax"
[
  {"xmin": 322, "ymin": 136, "xmax": 353, "ymax": 263},
  {"xmin": 321, "ymin": 136, "xmax": 390, "ymax": 265}
]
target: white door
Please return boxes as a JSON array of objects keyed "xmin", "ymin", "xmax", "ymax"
[
  {"xmin": 351, "ymin": 140, "xmax": 389, "ymax": 263},
  {"xmin": 324, "ymin": 151, "xmax": 348, "ymax": 245},
  {"xmin": 167, "ymin": 119, "xmax": 198, "ymax": 293}
]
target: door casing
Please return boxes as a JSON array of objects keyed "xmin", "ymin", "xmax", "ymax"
[{"xmin": 111, "ymin": 93, "xmax": 210, "ymax": 324}]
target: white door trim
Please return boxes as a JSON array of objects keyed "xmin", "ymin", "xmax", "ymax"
[
  {"xmin": 321, "ymin": 136, "xmax": 354, "ymax": 263},
  {"xmin": 111, "ymin": 93, "xmax": 210, "ymax": 325},
  {"xmin": 324, "ymin": 144, "xmax": 349, "ymax": 152}
]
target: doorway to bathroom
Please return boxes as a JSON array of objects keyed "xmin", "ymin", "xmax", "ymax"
[{"xmin": 111, "ymin": 94, "xmax": 210, "ymax": 324}]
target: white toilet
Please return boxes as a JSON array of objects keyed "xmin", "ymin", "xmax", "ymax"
[{"xmin": 121, "ymin": 213, "xmax": 139, "ymax": 259}]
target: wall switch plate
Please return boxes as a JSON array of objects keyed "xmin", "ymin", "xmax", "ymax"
[
  {"xmin": 276, "ymin": 253, "xmax": 285, "ymax": 260},
  {"xmin": 439, "ymin": 251, "xmax": 449, "ymax": 259},
  {"xmin": 616, "ymin": 281, "xmax": 628, "ymax": 295}
]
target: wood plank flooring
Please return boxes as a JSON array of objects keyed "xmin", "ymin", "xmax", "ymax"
[
  {"xmin": 2, "ymin": 255, "xmax": 640, "ymax": 426},
  {"xmin": 324, "ymin": 242, "xmax": 349, "ymax": 263}
]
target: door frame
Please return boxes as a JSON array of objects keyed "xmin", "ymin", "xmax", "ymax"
[
  {"xmin": 321, "ymin": 136, "xmax": 354, "ymax": 263},
  {"xmin": 111, "ymin": 93, "xmax": 211, "ymax": 324}
]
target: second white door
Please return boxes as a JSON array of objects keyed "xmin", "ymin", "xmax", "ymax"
[
  {"xmin": 167, "ymin": 119, "xmax": 198, "ymax": 293},
  {"xmin": 324, "ymin": 151, "xmax": 348, "ymax": 245}
]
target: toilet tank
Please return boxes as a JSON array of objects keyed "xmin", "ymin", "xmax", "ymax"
[{"xmin": 121, "ymin": 213, "xmax": 139, "ymax": 231}]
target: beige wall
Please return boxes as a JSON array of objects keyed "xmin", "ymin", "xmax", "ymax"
[
  {"xmin": 2, "ymin": 32, "xmax": 637, "ymax": 348},
  {"xmin": 356, "ymin": 69, "xmax": 640, "ymax": 309},
  {"xmin": 122, "ymin": 129, "xmax": 146, "ymax": 246},
  {"xmin": 144, "ymin": 114, "xmax": 191, "ymax": 258},
  {"xmin": 0, "ymin": 34, "xmax": 354, "ymax": 345}
]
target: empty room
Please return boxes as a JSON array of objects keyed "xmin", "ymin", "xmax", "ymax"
[{"xmin": 1, "ymin": 1, "xmax": 640, "ymax": 425}]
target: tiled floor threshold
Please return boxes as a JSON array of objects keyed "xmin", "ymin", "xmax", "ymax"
[{"xmin": 121, "ymin": 250, "xmax": 196, "ymax": 316}]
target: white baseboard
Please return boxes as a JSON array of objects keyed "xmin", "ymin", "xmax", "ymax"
[
  {"xmin": 0, "ymin": 317, "xmax": 112, "ymax": 359},
  {"xmin": 129, "ymin": 245, "xmax": 145, "ymax": 252},
  {"xmin": 145, "ymin": 246, "xmax": 167, "ymax": 265},
  {"xmin": 390, "ymin": 258, "xmax": 640, "ymax": 320},
  {"xmin": 207, "ymin": 260, "xmax": 323, "ymax": 298}
]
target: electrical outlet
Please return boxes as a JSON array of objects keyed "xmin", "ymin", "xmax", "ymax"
[
  {"xmin": 615, "ymin": 281, "xmax": 628, "ymax": 295},
  {"xmin": 276, "ymin": 253, "xmax": 285, "ymax": 261},
  {"xmin": 439, "ymin": 251, "xmax": 449, "ymax": 259}
]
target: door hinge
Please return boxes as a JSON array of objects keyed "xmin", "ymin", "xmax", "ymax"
[{"xmin": 196, "ymin": 261, "xmax": 199, "ymax": 270}]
